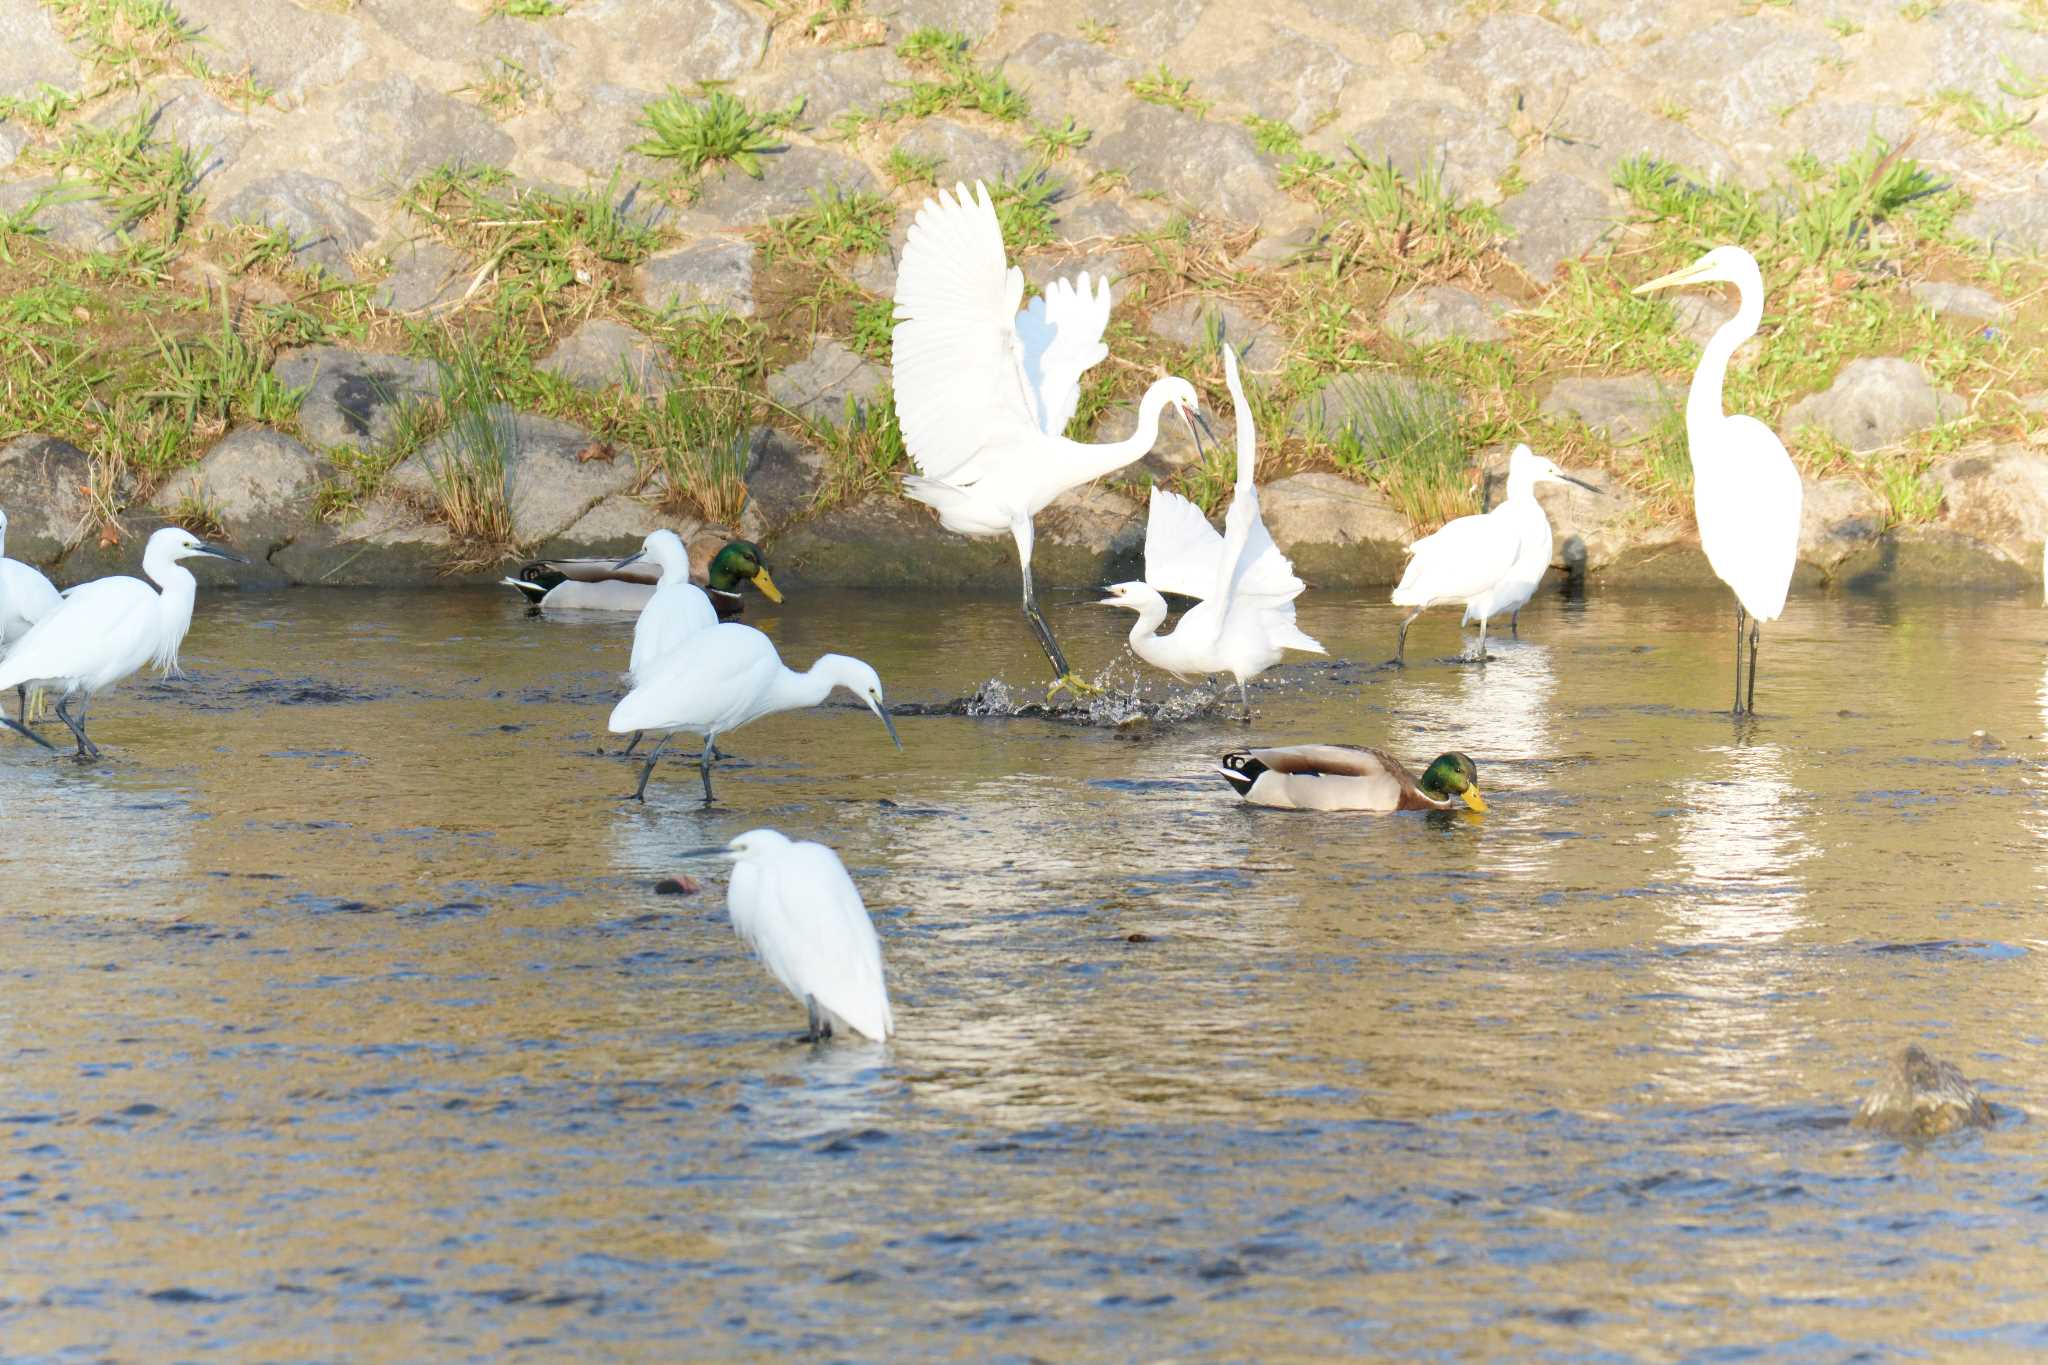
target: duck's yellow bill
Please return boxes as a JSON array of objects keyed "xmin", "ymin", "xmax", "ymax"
[
  {"xmin": 750, "ymin": 567, "xmax": 784, "ymax": 603},
  {"xmin": 1632, "ymin": 264, "xmax": 1706, "ymax": 295},
  {"xmin": 1460, "ymin": 788, "xmax": 1487, "ymax": 813}
]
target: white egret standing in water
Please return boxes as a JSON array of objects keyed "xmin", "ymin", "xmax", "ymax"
[
  {"xmin": 0, "ymin": 526, "xmax": 247, "ymax": 758},
  {"xmin": 1100, "ymin": 343, "xmax": 1323, "ymax": 717},
  {"xmin": 0, "ymin": 508, "xmax": 62, "ymax": 720},
  {"xmin": 1634, "ymin": 245, "xmax": 1802, "ymax": 715},
  {"xmin": 892, "ymin": 180, "xmax": 1204, "ymax": 693},
  {"xmin": 608, "ymin": 623, "xmax": 900, "ymax": 802},
  {"xmin": 686, "ymin": 828, "xmax": 894, "ymax": 1042},
  {"xmin": 1390, "ymin": 446, "xmax": 1596, "ymax": 664}
]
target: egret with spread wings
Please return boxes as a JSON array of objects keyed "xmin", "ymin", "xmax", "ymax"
[{"xmin": 892, "ymin": 181, "xmax": 1204, "ymax": 694}]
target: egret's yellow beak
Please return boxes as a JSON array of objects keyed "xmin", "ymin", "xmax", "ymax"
[
  {"xmin": 1460, "ymin": 788, "xmax": 1488, "ymax": 813},
  {"xmin": 750, "ymin": 567, "xmax": 783, "ymax": 603},
  {"xmin": 1632, "ymin": 261, "xmax": 1712, "ymax": 295}
]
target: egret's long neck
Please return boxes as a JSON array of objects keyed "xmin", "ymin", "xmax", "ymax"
[
  {"xmin": 1689, "ymin": 277, "xmax": 1762, "ymax": 440},
  {"xmin": 144, "ymin": 553, "xmax": 198, "ymax": 675},
  {"xmin": 1121, "ymin": 593, "xmax": 1169, "ymax": 651},
  {"xmin": 1079, "ymin": 384, "xmax": 1178, "ymax": 485},
  {"xmin": 1503, "ymin": 470, "xmax": 1539, "ymax": 505},
  {"xmin": 770, "ymin": 658, "xmax": 851, "ymax": 713}
]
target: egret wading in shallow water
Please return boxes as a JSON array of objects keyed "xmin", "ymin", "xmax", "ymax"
[
  {"xmin": 1634, "ymin": 245, "xmax": 1802, "ymax": 716},
  {"xmin": 891, "ymin": 180, "xmax": 1205, "ymax": 695},
  {"xmin": 1389, "ymin": 445, "xmax": 1596, "ymax": 664},
  {"xmin": 0, "ymin": 527, "xmax": 247, "ymax": 758},
  {"xmin": 608, "ymin": 622, "xmax": 901, "ymax": 803},
  {"xmin": 0, "ymin": 508, "xmax": 62, "ymax": 721},
  {"xmin": 503, "ymin": 537, "xmax": 781, "ymax": 619},
  {"xmin": 1101, "ymin": 343, "xmax": 1323, "ymax": 718},
  {"xmin": 682, "ymin": 828, "xmax": 894, "ymax": 1042},
  {"xmin": 1218, "ymin": 746, "xmax": 1486, "ymax": 813}
]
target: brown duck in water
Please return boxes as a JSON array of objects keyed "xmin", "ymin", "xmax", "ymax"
[{"xmin": 1218, "ymin": 746, "xmax": 1485, "ymax": 813}]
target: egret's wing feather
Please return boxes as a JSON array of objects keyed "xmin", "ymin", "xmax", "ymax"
[
  {"xmin": 892, "ymin": 182, "xmax": 1041, "ymax": 481},
  {"xmin": 0, "ymin": 576, "xmax": 155, "ymax": 689},
  {"xmin": 1701, "ymin": 415, "xmax": 1802, "ymax": 622},
  {"xmin": 1142, "ymin": 487, "xmax": 1224, "ymax": 598},
  {"xmin": 609, "ymin": 622, "xmax": 781, "ymax": 734},
  {"xmin": 1390, "ymin": 508, "xmax": 1521, "ymax": 607},
  {"xmin": 627, "ymin": 581, "xmax": 718, "ymax": 684},
  {"xmin": 738, "ymin": 844, "xmax": 893, "ymax": 1040},
  {"xmin": 1016, "ymin": 271, "xmax": 1112, "ymax": 437},
  {"xmin": 0, "ymin": 559, "xmax": 61, "ymax": 641}
]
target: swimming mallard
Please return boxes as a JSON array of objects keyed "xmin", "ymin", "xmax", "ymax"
[
  {"xmin": 505, "ymin": 539, "xmax": 782, "ymax": 617},
  {"xmin": 1217, "ymin": 746, "xmax": 1486, "ymax": 813}
]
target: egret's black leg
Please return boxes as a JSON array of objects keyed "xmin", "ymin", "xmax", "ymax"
[
  {"xmin": 1746, "ymin": 620, "xmax": 1761, "ymax": 716},
  {"xmin": 1732, "ymin": 603, "xmax": 1747, "ymax": 716},
  {"xmin": 698, "ymin": 736, "xmax": 718, "ymax": 806},
  {"xmin": 54, "ymin": 692, "xmax": 97, "ymax": 760},
  {"xmin": 1510, "ymin": 609, "xmax": 1520, "ymax": 639},
  {"xmin": 628, "ymin": 734, "xmax": 669, "ymax": 801},
  {"xmin": 1021, "ymin": 564, "xmax": 1071, "ymax": 679},
  {"xmin": 1477, "ymin": 616, "xmax": 1490, "ymax": 665},
  {"xmin": 1237, "ymin": 680, "xmax": 1251, "ymax": 723},
  {"xmin": 623, "ymin": 730, "xmax": 643, "ymax": 757},
  {"xmin": 0, "ymin": 707, "xmax": 53, "ymax": 751},
  {"xmin": 804, "ymin": 996, "xmax": 831, "ymax": 1043},
  {"xmin": 1395, "ymin": 609, "xmax": 1424, "ymax": 666}
]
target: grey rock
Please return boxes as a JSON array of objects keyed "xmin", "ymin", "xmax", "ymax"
[
  {"xmin": 0, "ymin": 177, "xmax": 119, "ymax": 251},
  {"xmin": 1095, "ymin": 103, "xmax": 1285, "ymax": 225},
  {"xmin": 1146, "ymin": 297, "xmax": 1288, "ymax": 372},
  {"xmin": 766, "ymin": 338, "xmax": 887, "ymax": 425},
  {"xmin": 545, "ymin": 492, "xmax": 663, "ymax": 558},
  {"xmin": 1021, "ymin": 247, "xmax": 1125, "ymax": 292},
  {"xmin": 1350, "ymin": 99, "xmax": 1517, "ymax": 200},
  {"xmin": 1853, "ymin": 1044, "xmax": 1993, "ymax": 1140},
  {"xmin": 389, "ymin": 407, "xmax": 637, "ymax": 545},
  {"xmin": 638, "ymin": 238, "xmax": 755, "ymax": 316},
  {"xmin": 1799, "ymin": 475, "xmax": 1887, "ymax": 574},
  {"xmin": 153, "ymin": 428, "xmax": 327, "ymax": 572},
  {"xmin": 1209, "ymin": 27, "xmax": 1353, "ymax": 129},
  {"xmin": 1055, "ymin": 196, "xmax": 1141, "ymax": 241},
  {"xmin": 892, "ymin": 119, "xmax": 1034, "ymax": 184},
  {"xmin": 1545, "ymin": 87, "xmax": 1740, "ymax": 185},
  {"xmin": 274, "ymin": 346, "xmax": 441, "ymax": 451},
  {"xmin": 1300, "ymin": 0, "xmax": 1464, "ymax": 35},
  {"xmin": 1258, "ymin": 471, "xmax": 1413, "ymax": 584},
  {"xmin": 1434, "ymin": 14, "xmax": 1605, "ymax": 122},
  {"xmin": 145, "ymin": 80, "xmax": 263, "ymax": 186},
  {"xmin": 1784, "ymin": 101, "xmax": 1917, "ymax": 167},
  {"xmin": 1523, "ymin": 465, "xmax": 1668, "ymax": 576},
  {"xmin": 850, "ymin": 250, "xmax": 897, "ymax": 296},
  {"xmin": 1928, "ymin": 2, "xmax": 2048, "ymax": 103},
  {"xmin": 0, "ymin": 0, "xmax": 82, "ymax": 98},
  {"xmin": 1383, "ymin": 285, "xmax": 1506, "ymax": 344},
  {"xmin": 1933, "ymin": 444, "xmax": 2048, "ymax": 564},
  {"xmin": 884, "ymin": 0, "xmax": 1001, "ymax": 41},
  {"xmin": 0, "ymin": 122, "xmax": 23, "ymax": 171},
  {"xmin": 1004, "ymin": 32, "xmax": 1138, "ymax": 127},
  {"xmin": 558, "ymin": 0, "xmax": 768, "ymax": 88},
  {"xmin": 1547, "ymin": 0, "xmax": 1666, "ymax": 45},
  {"xmin": 1290, "ymin": 371, "xmax": 1459, "ymax": 444},
  {"xmin": 1633, "ymin": 19, "xmax": 1839, "ymax": 149},
  {"xmin": 1784, "ymin": 358, "xmax": 1965, "ymax": 453},
  {"xmin": 1500, "ymin": 174, "xmax": 1615, "ymax": 282},
  {"xmin": 1087, "ymin": 0, "xmax": 1207, "ymax": 51},
  {"xmin": 308, "ymin": 75, "xmax": 516, "ymax": 196},
  {"xmin": 1672, "ymin": 294, "xmax": 1737, "ymax": 349},
  {"xmin": 217, "ymin": 172, "xmax": 378, "ymax": 277},
  {"xmin": 743, "ymin": 45, "xmax": 908, "ymax": 127},
  {"xmin": 1040, "ymin": 484, "xmax": 1143, "ymax": 560},
  {"xmin": 539, "ymin": 319, "xmax": 676, "ymax": 396},
  {"xmin": 1956, "ymin": 191, "xmax": 2048, "ymax": 256},
  {"xmin": 288, "ymin": 499, "xmax": 463, "ymax": 588},
  {"xmin": 171, "ymin": 0, "xmax": 369, "ymax": 105},
  {"xmin": 348, "ymin": 0, "xmax": 566, "ymax": 74},
  {"xmin": 687, "ymin": 143, "xmax": 881, "ymax": 226},
  {"xmin": 1541, "ymin": 375, "xmax": 1675, "ymax": 444},
  {"xmin": 1911, "ymin": 280, "xmax": 2011, "ymax": 323},
  {"xmin": 0, "ymin": 434, "xmax": 96, "ymax": 562},
  {"xmin": 743, "ymin": 426, "xmax": 825, "ymax": 530},
  {"xmin": 372, "ymin": 238, "xmax": 470, "ymax": 313},
  {"xmin": 537, "ymin": 84, "xmax": 667, "ymax": 182}
]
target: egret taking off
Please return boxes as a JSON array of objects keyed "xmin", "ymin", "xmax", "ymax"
[
  {"xmin": 1390, "ymin": 445, "xmax": 1595, "ymax": 664},
  {"xmin": 0, "ymin": 508, "xmax": 62, "ymax": 720},
  {"xmin": 608, "ymin": 622, "xmax": 901, "ymax": 802},
  {"xmin": 0, "ymin": 526, "xmax": 247, "ymax": 758},
  {"xmin": 1101, "ymin": 343, "xmax": 1324, "ymax": 717},
  {"xmin": 892, "ymin": 181, "xmax": 1203, "ymax": 693},
  {"xmin": 692, "ymin": 828, "xmax": 894, "ymax": 1042},
  {"xmin": 1634, "ymin": 245, "xmax": 1802, "ymax": 715}
]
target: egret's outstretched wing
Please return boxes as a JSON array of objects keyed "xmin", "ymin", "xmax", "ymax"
[
  {"xmin": 1142, "ymin": 487, "xmax": 1223, "ymax": 598},
  {"xmin": 1390, "ymin": 510, "xmax": 1521, "ymax": 608},
  {"xmin": 892, "ymin": 182, "xmax": 1041, "ymax": 481},
  {"xmin": 1015, "ymin": 271, "xmax": 1112, "ymax": 437},
  {"xmin": 732, "ymin": 842, "xmax": 893, "ymax": 1041},
  {"xmin": 1214, "ymin": 344, "xmax": 1305, "ymax": 610}
]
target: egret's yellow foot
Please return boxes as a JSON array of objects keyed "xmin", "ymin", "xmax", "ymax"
[
  {"xmin": 24, "ymin": 688, "xmax": 48, "ymax": 724},
  {"xmin": 1046, "ymin": 673, "xmax": 1103, "ymax": 701}
]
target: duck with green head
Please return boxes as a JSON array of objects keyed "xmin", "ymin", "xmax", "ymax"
[
  {"xmin": 503, "ymin": 537, "xmax": 783, "ymax": 618},
  {"xmin": 1218, "ymin": 746, "xmax": 1486, "ymax": 813}
]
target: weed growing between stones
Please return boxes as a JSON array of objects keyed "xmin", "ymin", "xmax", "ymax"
[
  {"xmin": 760, "ymin": 187, "xmax": 894, "ymax": 264},
  {"xmin": 634, "ymin": 88, "xmax": 800, "ymax": 181},
  {"xmin": 422, "ymin": 350, "xmax": 519, "ymax": 565},
  {"xmin": 1317, "ymin": 377, "xmax": 1475, "ymax": 529},
  {"xmin": 812, "ymin": 393, "xmax": 907, "ymax": 511},
  {"xmin": 635, "ymin": 385, "xmax": 755, "ymax": 527},
  {"xmin": 886, "ymin": 29, "xmax": 1029, "ymax": 124}
]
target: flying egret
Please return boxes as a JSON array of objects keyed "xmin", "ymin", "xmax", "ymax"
[
  {"xmin": 1218, "ymin": 745, "xmax": 1486, "ymax": 813},
  {"xmin": 0, "ymin": 508, "xmax": 63, "ymax": 721},
  {"xmin": 891, "ymin": 180, "xmax": 1204, "ymax": 693},
  {"xmin": 608, "ymin": 622, "xmax": 901, "ymax": 802},
  {"xmin": 1100, "ymin": 343, "xmax": 1324, "ymax": 717},
  {"xmin": 1634, "ymin": 245, "xmax": 1802, "ymax": 715},
  {"xmin": 1390, "ymin": 445, "xmax": 1596, "ymax": 664},
  {"xmin": 503, "ymin": 537, "xmax": 781, "ymax": 618},
  {"xmin": 684, "ymin": 828, "xmax": 894, "ymax": 1042},
  {"xmin": 0, "ymin": 526, "xmax": 247, "ymax": 758}
]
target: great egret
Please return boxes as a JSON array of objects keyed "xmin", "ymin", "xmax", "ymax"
[
  {"xmin": 504, "ymin": 537, "xmax": 781, "ymax": 618},
  {"xmin": 1634, "ymin": 245, "xmax": 1802, "ymax": 715},
  {"xmin": 0, "ymin": 526, "xmax": 247, "ymax": 758},
  {"xmin": 892, "ymin": 180, "xmax": 1203, "ymax": 692},
  {"xmin": 608, "ymin": 622, "xmax": 901, "ymax": 802},
  {"xmin": 0, "ymin": 508, "xmax": 62, "ymax": 721},
  {"xmin": 685, "ymin": 828, "xmax": 894, "ymax": 1042},
  {"xmin": 1218, "ymin": 746, "xmax": 1486, "ymax": 813},
  {"xmin": 1100, "ymin": 343, "xmax": 1323, "ymax": 717},
  {"xmin": 1389, "ymin": 445, "xmax": 1595, "ymax": 664}
]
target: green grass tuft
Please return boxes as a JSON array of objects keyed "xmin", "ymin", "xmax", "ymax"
[{"xmin": 633, "ymin": 88, "xmax": 795, "ymax": 179}]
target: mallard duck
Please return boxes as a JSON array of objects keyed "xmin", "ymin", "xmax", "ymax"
[
  {"xmin": 1217, "ymin": 746, "xmax": 1486, "ymax": 813},
  {"xmin": 504, "ymin": 538, "xmax": 782, "ymax": 618}
]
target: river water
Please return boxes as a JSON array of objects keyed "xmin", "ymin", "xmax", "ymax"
[{"xmin": 1, "ymin": 583, "xmax": 2044, "ymax": 1359}]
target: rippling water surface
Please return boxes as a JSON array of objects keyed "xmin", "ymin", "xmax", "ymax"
[{"xmin": 3, "ymin": 584, "xmax": 2046, "ymax": 1359}]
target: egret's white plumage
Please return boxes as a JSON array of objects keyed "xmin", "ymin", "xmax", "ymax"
[
  {"xmin": 892, "ymin": 180, "xmax": 1201, "ymax": 685},
  {"xmin": 0, "ymin": 526, "xmax": 245, "ymax": 757},
  {"xmin": 0, "ymin": 508, "xmax": 63, "ymax": 722},
  {"xmin": 723, "ymin": 828, "xmax": 894, "ymax": 1042},
  {"xmin": 620, "ymin": 529, "xmax": 717, "ymax": 687},
  {"xmin": 1390, "ymin": 445, "xmax": 1594, "ymax": 663},
  {"xmin": 1102, "ymin": 343, "xmax": 1323, "ymax": 714},
  {"xmin": 608, "ymin": 622, "xmax": 900, "ymax": 802},
  {"xmin": 1634, "ymin": 245, "xmax": 1802, "ymax": 714}
]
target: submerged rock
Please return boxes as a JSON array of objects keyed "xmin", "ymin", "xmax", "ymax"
[{"xmin": 1853, "ymin": 1044, "xmax": 1992, "ymax": 1140}]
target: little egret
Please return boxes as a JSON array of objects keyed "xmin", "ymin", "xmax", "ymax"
[
  {"xmin": 1389, "ymin": 445, "xmax": 1595, "ymax": 664},
  {"xmin": 1101, "ymin": 343, "xmax": 1323, "ymax": 717},
  {"xmin": 892, "ymin": 180, "xmax": 1203, "ymax": 692},
  {"xmin": 687, "ymin": 828, "xmax": 894, "ymax": 1042},
  {"xmin": 503, "ymin": 537, "xmax": 780, "ymax": 618},
  {"xmin": 1218, "ymin": 746, "xmax": 1486, "ymax": 813},
  {"xmin": 0, "ymin": 508, "xmax": 62, "ymax": 721},
  {"xmin": 608, "ymin": 622, "xmax": 900, "ymax": 802},
  {"xmin": 0, "ymin": 526, "xmax": 247, "ymax": 758},
  {"xmin": 1461, "ymin": 444, "xmax": 1600, "ymax": 641},
  {"xmin": 617, "ymin": 529, "xmax": 719, "ymax": 687},
  {"xmin": 1634, "ymin": 245, "xmax": 1802, "ymax": 715}
]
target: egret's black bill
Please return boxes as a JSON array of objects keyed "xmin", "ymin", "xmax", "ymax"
[
  {"xmin": 877, "ymin": 708, "xmax": 903, "ymax": 751},
  {"xmin": 615, "ymin": 550, "xmax": 647, "ymax": 571},
  {"xmin": 1561, "ymin": 474, "xmax": 1601, "ymax": 494},
  {"xmin": 199, "ymin": 541, "xmax": 251, "ymax": 564}
]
